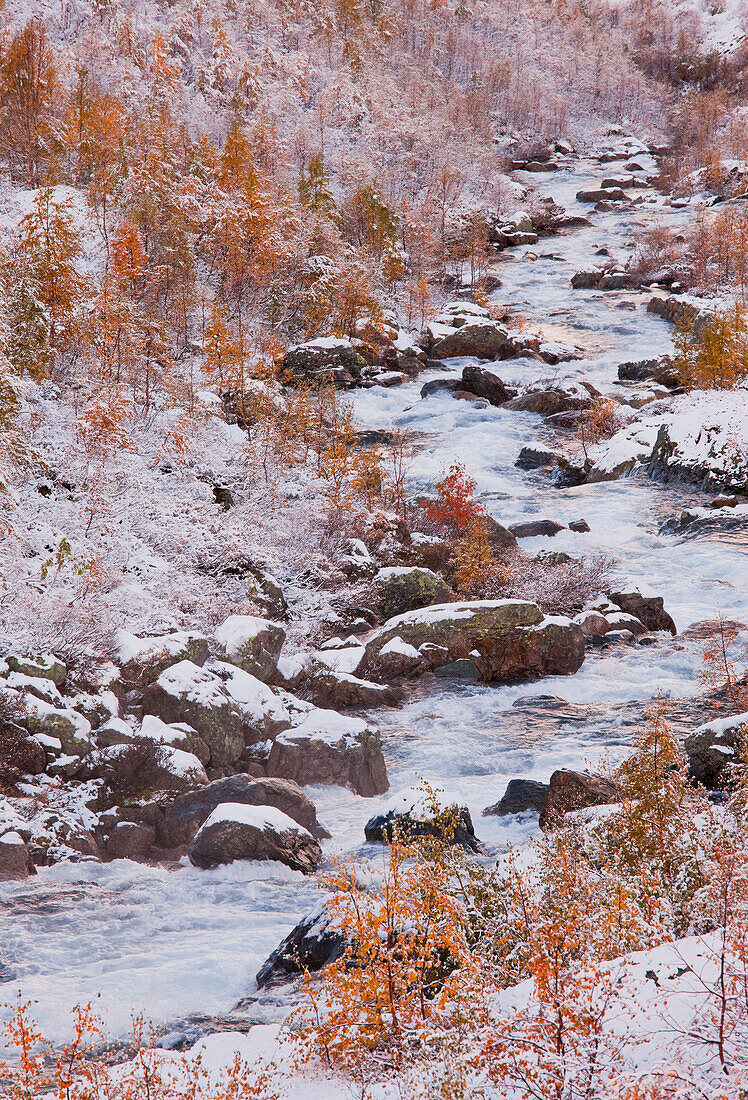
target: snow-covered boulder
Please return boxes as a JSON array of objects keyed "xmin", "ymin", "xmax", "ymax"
[
  {"xmin": 360, "ymin": 600, "xmax": 585, "ymax": 684},
  {"xmin": 277, "ymin": 337, "xmax": 367, "ymax": 389},
  {"xmin": 0, "ymin": 831, "xmax": 36, "ymax": 880},
  {"xmin": 6, "ymin": 653, "xmax": 66, "ymax": 686},
  {"xmin": 22, "ymin": 696, "xmax": 92, "ymax": 756},
  {"xmin": 364, "ymin": 788, "xmax": 481, "ymax": 851},
  {"xmin": 187, "ymin": 803, "xmax": 322, "ymax": 873},
  {"xmin": 96, "ymin": 713, "xmax": 211, "ymax": 765},
  {"xmin": 266, "ymin": 709, "xmax": 388, "ymax": 797},
  {"xmin": 116, "ymin": 630, "xmax": 210, "ymax": 692},
  {"xmin": 685, "ymin": 712, "xmax": 748, "ymax": 788},
  {"xmin": 161, "ymin": 774, "xmax": 329, "ymax": 847},
  {"xmin": 255, "ymin": 901, "xmax": 346, "ymax": 987},
  {"xmin": 213, "ymin": 615, "xmax": 286, "ymax": 682},
  {"xmin": 142, "ymin": 659, "xmax": 291, "ymax": 768},
  {"xmin": 373, "ymin": 566, "xmax": 450, "ymax": 621}
]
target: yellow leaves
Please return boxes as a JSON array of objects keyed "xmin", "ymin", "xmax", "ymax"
[
  {"xmin": 674, "ymin": 305, "xmax": 748, "ymax": 391},
  {"xmin": 452, "ymin": 516, "xmax": 495, "ymax": 597}
]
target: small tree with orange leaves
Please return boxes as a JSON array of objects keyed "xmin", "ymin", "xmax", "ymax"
[
  {"xmin": 426, "ymin": 461, "xmax": 484, "ymax": 536},
  {"xmin": 700, "ymin": 616, "xmax": 748, "ymax": 713},
  {"xmin": 452, "ymin": 516, "xmax": 497, "ymax": 596}
]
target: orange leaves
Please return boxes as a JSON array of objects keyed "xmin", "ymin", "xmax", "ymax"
[
  {"xmin": 426, "ymin": 461, "xmax": 484, "ymax": 536},
  {"xmin": 0, "ymin": 1002, "xmax": 282, "ymax": 1100},
  {"xmin": 76, "ymin": 386, "xmax": 135, "ymax": 459},
  {"xmin": 296, "ymin": 835, "xmax": 473, "ymax": 1074},
  {"xmin": 111, "ymin": 221, "xmax": 148, "ymax": 297}
]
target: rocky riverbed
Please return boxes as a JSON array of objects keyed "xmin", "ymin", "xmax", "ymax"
[{"xmin": 1, "ymin": 144, "xmax": 747, "ymax": 1048}]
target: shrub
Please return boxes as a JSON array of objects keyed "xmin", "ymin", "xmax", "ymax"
[
  {"xmin": 425, "ymin": 462, "xmax": 484, "ymax": 536},
  {"xmin": 0, "ymin": 690, "xmax": 36, "ymax": 791},
  {"xmin": 674, "ymin": 304, "xmax": 748, "ymax": 390},
  {"xmin": 96, "ymin": 737, "xmax": 176, "ymax": 798},
  {"xmin": 485, "ymin": 554, "xmax": 614, "ymax": 614}
]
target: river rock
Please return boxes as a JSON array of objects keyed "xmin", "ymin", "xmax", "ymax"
[
  {"xmin": 502, "ymin": 389, "xmax": 591, "ymax": 416},
  {"xmin": 509, "ymin": 519, "xmax": 566, "ymax": 538},
  {"xmin": 539, "ymin": 769, "xmax": 620, "ymax": 828},
  {"xmin": 161, "ymin": 774, "xmax": 329, "ymax": 847},
  {"xmin": 213, "ymin": 615, "xmax": 286, "ymax": 682},
  {"xmin": 515, "ymin": 446, "xmax": 565, "ymax": 470},
  {"xmin": 265, "ymin": 709, "xmax": 388, "ymax": 797},
  {"xmin": 684, "ymin": 711, "xmax": 748, "ymax": 788},
  {"xmin": 187, "ymin": 803, "xmax": 322, "ymax": 873},
  {"xmin": 360, "ymin": 600, "xmax": 585, "ymax": 684},
  {"xmin": 365, "ymin": 789, "xmax": 481, "ymax": 851},
  {"xmin": 483, "ymin": 778, "xmax": 549, "ymax": 816},
  {"xmin": 608, "ymin": 592, "xmax": 677, "ymax": 634},
  {"xmin": 420, "ymin": 378, "xmax": 461, "ymax": 399},
  {"xmin": 304, "ymin": 667, "xmax": 400, "ymax": 709},
  {"xmin": 277, "ymin": 338, "xmax": 367, "ymax": 389},
  {"xmin": 460, "ymin": 364, "xmax": 511, "ymax": 405},
  {"xmin": 102, "ymin": 821, "xmax": 157, "ymax": 861},
  {"xmin": 576, "ymin": 187, "xmax": 627, "ymax": 202},
  {"xmin": 0, "ymin": 832, "xmax": 36, "ymax": 880},
  {"xmin": 255, "ymin": 902, "xmax": 346, "ymax": 987},
  {"xmin": 374, "ymin": 566, "xmax": 451, "ymax": 620},
  {"xmin": 431, "ymin": 322, "xmax": 512, "ymax": 361},
  {"xmin": 142, "ymin": 660, "xmax": 290, "ymax": 768}
]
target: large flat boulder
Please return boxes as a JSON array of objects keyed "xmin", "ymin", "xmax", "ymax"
[
  {"xmin": 364, "ymin": 788, "xmax": 481, "ymax": 851},
  {"xmin": 266, "ymin": 709, "xmax": 388, "ymax": 797},
  {"xmin": 359, "ymin": 600, "xmax": 585, "ymax": 684},
  {"xmin": 277, "ymin": 338, "xmax": 367, "ymax": 389},
  {"xmin": 187, "ymin": 803, "xmax": 322, "ymax": 873},
  {"xmin": 431, "ymin": 321, "xmax": 512, "ymax": 361},
  {"xmin": 142, "ymin": 660, "xmax": 290, "ymax": 768},
  {"xmin": 161, "ymin": 774, "xmax": 329, "ymax": 847}
]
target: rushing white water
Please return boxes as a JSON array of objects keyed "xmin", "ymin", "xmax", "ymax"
[{"xmin": 1, "ymin": 155, "xmax": 746, "ymax": 1047}]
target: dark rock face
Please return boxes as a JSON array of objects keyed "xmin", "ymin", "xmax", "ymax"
[
  {"xmin": 483, "ymin": 778, "xmax": 549, "ymax": 817},
  {"xmin": 539, "ymin": 769, "xmax": 620, "ymax": 829},
  {"xmin": 255, "ymin": 903, "xmax": 346, "ymax": 988},
  {"xmin": 303, "ymin": 669, "xmax": 400, "ymax": 710},
  {"xmin": 460, "ymin": 364, "xmax": 511, "ymax": 405},
  {"xmin": 608, "ymin": 592, "xmax": 677, "ymax": 635},
  {"xmin": 161, "ymin": 775, "xmax": 329, "ymax": 847},
  {"xmin": 265, "ymin": 715, "xmax": 389, "ymax": 797},
  {"xmin": 364, "ymin": 802, "xmax": 481, "ymax": 851},
  {"xmin": 617, "ymin": 357, "xmax": 680, "ymax": 389},
  {"xmin": 576, "ymin": 187, "xmax": 627, "ymax": 202},
  {"xmin": 187, "ymin": 806, "xmax": 322, "ymax": 873},
  {"xmin": 103, "ymin": 822, "xmax": 157, "ymax": 861},
  {"xmin": 509, "ymin": 519, "xmax": 566, "ymax": 538},
  {"xmin": 375, "ymin": 567, "xmax": 451, "ymax": 621},
  {"xmin": 569, "ymin": 519, "xmax": 590, "ymax": 533},
  {"xmin": 483, "ymin": 517, "xmax": 519, "ymax": 554}
]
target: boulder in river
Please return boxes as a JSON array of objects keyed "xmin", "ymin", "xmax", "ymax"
[
  {"xmin": 255, "ymin": 902, "xmax": 346, "ymax": 987},
  {"xmin": 483, "ymin": 778, "xmax": 549, "ymax": 817},
  {"xmin": 515, "ymin": 446, "xmax": 565, "ymax": 470},
  {"xmin": 431, "ymin": 322, "xmax": 512, "ymax": 361},
  {"xmin": 576, "ymin": 187, "xmax": 627, "ymax": 202},
  {"xmin": 0, "ymin": 832, "xmax": 36, "ymax": 880},
  {"xmin": 460, "ymin": 364, "xmax": 512, "ymax": 405},
  {"xmin": 502, "ymin": 389, "xmax": 591, "ymax": 417},
  {"xmin": 539, "ymin": 769, "xmax": 620, "ymax": 828},
  {"xmin": 608, "ymin": 592, "xmax": 677, "ymax": 635},
  {"xmin": 161, "ymin": 774, "xmax": 329, "ymax": 847},
  {"xmin": 509, "ymin": 519, "xmax": 566, "ymax": 538},
  {"xmin": 265, "ymin": 710, "xmax": 388, "ymax": 797},
  {"xmin": 364, "ymin": 788, "xmax": 482, "ymax": 851},
  {"xmin": 187, "ymin": 803, "xmax": 322, "ymax": 873},
  {"xmin": 360, "ymin": 600, "xmax": 585, "ymax": 684}
]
